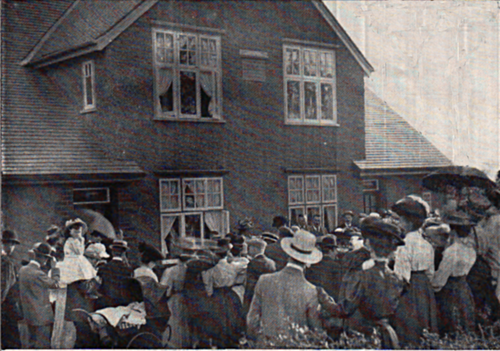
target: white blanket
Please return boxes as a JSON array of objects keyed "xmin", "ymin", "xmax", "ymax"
[{"xmin": 92, "ymin": 302, "xmax": 146, "ymax": 328}]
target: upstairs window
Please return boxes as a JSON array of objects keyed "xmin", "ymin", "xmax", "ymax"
[
  {"xmin": 153, "ymin": 29, "xmax": 222, "ymax": 120},
  {"xmin": 283, "ymin": 46, "xmax": 336, "ymax": 125},
  {"xmin": 82, "ymin": 61, "xmax": 95, "ymax": 110}
]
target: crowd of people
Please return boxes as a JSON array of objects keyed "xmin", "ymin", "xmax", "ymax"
[{"xmin": 2, "ymin": 186, "xmax": 500, "ymax": 349}]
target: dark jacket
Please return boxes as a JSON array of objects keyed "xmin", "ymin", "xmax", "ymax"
[
  {"xmin": 264, "ymin": 241, "xmax": 289, "ymax": 271},
  {"xmin": 306, "ymin": 255, "xmax": 343, "ymax": 301},
  {"xmin": 96, "ymin": 258, "xmax": 134, "ymax": 308},
  {"xmin": 243, "ymin": 254, "xmax": 276, "ymax": 314}
]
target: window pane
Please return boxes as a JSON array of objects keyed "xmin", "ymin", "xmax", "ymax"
[
  {"xmin": 179, "ymin": 34, "xmax": 196, "ymax": 66},
  {"xmin": 185, "ymin": 195, "xmax": 195, "ymax": 209},
  {"xmin": 207, "ymin": 179, "xmax": 222, "ymax": 193},
  {"xmin": 185, "ymin": 214, "xmax": 202, "ymax": 238},
  {"xmin": 285, "ymin": 48, "xmax": 300, "ymax": 75},
  {"xmin": 304, "ymin": 82, "xmax": 317, "ymax": 120},
  {"xmin": 85, "ymin": 76, "xmax": 93, "ymax": 106},
  {"xmin": 321, "ymin": 83, "xmax": 334, "ymax": 121},
  {"xmin": 196, "ymin": 180, "xmax": 205, "ymax": 193},
  {"xmin": 200, "ymin": 38, "xmax": 218, "ymax": 68},
  {"xmin": 287, "ymin": 81, "xmax": 301, "ymax": 120},
  {"xmin": 290, "ymin": 207, "xmax": 305, "ymax": 226},
  {"xmin": 208, "ymin": 194, "xmax": 221, "ymax": 208},
  {"xmin": 321, "ymin": 52, "xmax": 334, "ymax": 78},
  {"xmin": 303, "ymin": 50, "xmax": 317, "ymax": 77},
  {"xmin": 161, "ymin": 180, "xmax": 180, "ymax": 211},
  {"xmin": 180, "ymin": 71, "xmax": 197, "ymax": 115}
]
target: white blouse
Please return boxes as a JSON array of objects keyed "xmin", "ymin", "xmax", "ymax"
[
  {"xmin": 394, "ymin": 229, "xmax": 435, "ymax": 283},
  {"xmin": 432, "ymin": 240, "xmax": 476, "ymax": 292}
]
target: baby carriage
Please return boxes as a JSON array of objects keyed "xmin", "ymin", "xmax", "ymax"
[{"xmin": 69, "ymin": 277, "xmax": 170, "ymax": 349}]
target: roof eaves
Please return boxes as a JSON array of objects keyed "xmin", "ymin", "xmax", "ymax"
[
  {"xmin": 19, "ymin": 0, "xmax": 81, "ymax": 67},
  {"xmin": 21, "ymin": 0, "xmax": 159, "ymax": 69},
  {"xmin": 312, "ymin": 1, "xmax": 374, "ymax": 76}
]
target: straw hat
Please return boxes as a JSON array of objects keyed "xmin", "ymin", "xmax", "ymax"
[{"xmin": 281, "ymin": 229, "xmax": 323, "ymax": 265}]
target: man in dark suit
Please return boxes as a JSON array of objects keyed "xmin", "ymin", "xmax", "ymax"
[
  {"xmin": 243, "ymin": 238, "xmax": 276, "ymax": 315},
  {"xmin": 265, "ymin": 219, "xmax": 294, "ymax": 271},
  {"xmin": 96, "ymin": 239, "xmax": 135, "ymax": 309},
  {"xmin": 247, "ymin": 229, "xmax": 324, "ymax": 342},
  {"xmin": 19, "ymin": 242, "xmax": 61, "ymax": 349},
  {"xmin": 1, "ymin": 230, "xmax": 22, "ymax": 349},
  {"xmin": 306, "ymin": 235, "xmax": 344, "ymax": 340}
]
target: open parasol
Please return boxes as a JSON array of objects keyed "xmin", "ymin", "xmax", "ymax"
[
  {"xmin": 77, "ymin": 209, "xmax": 116, "ymax": 239},
  {"xmin": 422, "ymin": 166, "xmax": 496, "ymax": 193}
]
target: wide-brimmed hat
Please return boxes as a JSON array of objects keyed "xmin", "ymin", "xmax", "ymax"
[
  {"xmin": 391, "ymin": 196, "xmax": 429, "ymax": 222},
  {"xmin": 110, "ymin": 239, "xmax": 128, "ymax": 251},
  {"xmin": 261, "ymin": 232, "xmax": 279, "ymax": 244},
  {"xmin": 342, "ymin": 210, "xmax": 355, "ymax": 217},
  {"xmin": 84, "ymin": 243, "xmax": 110, "ymax": 259},
  {"xmin": 138, "ymin": 242, "xmax": 165, "ymax": 262},
  {"xmin": 2, "ymin": 230, "xmax": 20, "ymax": 244},
  {"xmin": 47, "ymin": 225, "xmax": 61, "ymax": 236},
  {"xmin": 30, "ymin": 242, "xmax": 53, "ymax": 257},
  {"xmin": 360, "ymin": 218, "xmax": 405, "ymax": 246},
  {"xmin": 65, "ymin": 218, "xmax": 88, "ymax": 233},
  {"xmin": 281, "ymin": 229, "xmax": 323, "ymax": 265}
]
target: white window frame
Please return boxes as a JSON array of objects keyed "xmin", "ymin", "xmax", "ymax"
[
  {"xmin": 287, "ymin": 174, "xmax": 338, "ymax": 230},
  {"xmin": 283, "ymin": 45, "xmax": 337, "ymax": 125},
  {"xmin": 288, "ymin": 175, "xmax": 304, "ymax": 205},
  {"xmin": 153, "ymin": 29, "xmax": 222, "ymax": 120},
  {"xmin": 160, "ymin": 177, "xmax": 225, "ymax": 246},
  {"xmin": 82, "ymin": 61, "xmax": 96, "ymax": 110}
]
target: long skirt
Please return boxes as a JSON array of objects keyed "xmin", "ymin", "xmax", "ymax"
[
  {"xmin": 435, "ymin": 276, "xmax": 475, "ymax": 335},
  {"xmin": 391, "ymin": 271, "xmax": 438, "ymax": 347},
  {"xmin": 208, "ymin": 287, "xmax": 245, "ymax": 348}
]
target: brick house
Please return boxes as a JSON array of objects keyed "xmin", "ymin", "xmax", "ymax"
[{"xmin": 2, "ymin": 0, "xmax": 375, "ymax": 260}]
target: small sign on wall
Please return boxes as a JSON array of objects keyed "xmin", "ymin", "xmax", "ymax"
[
  {"xmin": 73, "ymin": 188, "xmax": 110, "ymax": 205},
  {"xmin": 240, "ymin": 49, "xmax": 268, "ymax": 82}
]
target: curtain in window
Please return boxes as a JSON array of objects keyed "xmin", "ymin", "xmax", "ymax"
[
  {"xmin": 204, "ymin": 211, "xmax": 221, "ymax": 234},
  {"xmin": 158, "ymin": 68, "xmax": 173, "ymax": 96},
  {"xmin": 199, "ymin": 72, "xmax": 213, "ymax": 97},
  {"xmin": 161, "ymin": 216, "xmax": 177, "ymax": 253}
]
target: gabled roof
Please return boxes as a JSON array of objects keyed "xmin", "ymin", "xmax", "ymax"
[
  {"xmin": 20, "ymin": 0, "xmax": 158, "ymax": 68},
  {"xmin": 355, "ymin": 90, "xmax": 453, "ymax": 175},
  {"xmin": 2, "ymin": 1, "xmax": 144, "ymax": 182},
  {"xmin": 21, "ymin": 0, "xmax": 373, "ymax": 75}
]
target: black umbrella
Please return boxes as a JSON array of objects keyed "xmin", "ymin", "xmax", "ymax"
[{"xmin": 422, "ymin": 166, "xmax": 496, "ymax": 193}]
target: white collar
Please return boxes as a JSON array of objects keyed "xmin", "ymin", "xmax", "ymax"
[
  {"xmin": 286, "ymin": 262, "xmax": 304, "ymax": 272},
  {"xmin": 112, "ymin": 257, "xmax": 123, "ymax": 261}
]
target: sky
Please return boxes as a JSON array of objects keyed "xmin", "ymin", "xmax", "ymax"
[{"xmin": 325, "ymin": 1, "xmax": 500, "ymax": 179}]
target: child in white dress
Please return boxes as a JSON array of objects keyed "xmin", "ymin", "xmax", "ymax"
[{"xmin": 56, "ymin": 218, "xmax": 97, "ymax": 286}]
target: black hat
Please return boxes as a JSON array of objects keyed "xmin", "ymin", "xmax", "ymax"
[
  {"xmin": 230, "ymin": 235, "xmax": 245, "ymax": 247},
  {"xmin": 319, "ymin": 235, "xmax": 337, "ymax": 248},
  {"xmin": 214, "ymin": 237, "xmax": 232, "ymax": 253},
  {"xmin": 30, "ymin": 242, "xmax": 53, "ymax": 257},
  {"xmin": 2, "ymin": 230, "xmax": 20, "ymax": 244},
  {"xmin": 272, "ymin": 216, "xmax": 288, "ymax": 228},
  {"xmin": 360, "ymin": 218, "xmax": 405, "ymax": 246},
  {"xmin": 342, "ymin": 210, "xmax": 355, "ymax": 217},
  {"xmin": 138, "ymin": 242, "xmax": 165, "ymax": 262}
]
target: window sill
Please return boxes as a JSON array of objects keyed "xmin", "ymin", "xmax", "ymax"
[
  {"xmin": 285, "ymin": 121, "xmax": 340, "ymax": 127},
  {"xmin": 153, "ymin": 117, "xmax": 226, "ymax": 124},
  {"xmin": 80, "ymin": 107, "xmax": 97, "ymax": 114}
]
